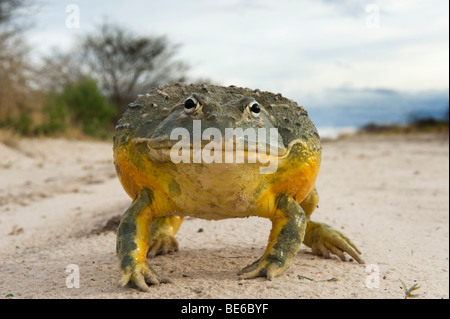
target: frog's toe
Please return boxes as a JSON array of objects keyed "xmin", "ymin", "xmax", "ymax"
[
  {"xmin": 311, "ymin": 242, "xmax": 330, "ymax": 259},
  {"xmin": 238, "ymin": 257, "xmax": 285, "ymax": 281},
  {"xmin": 120, "ymin": 262, "xmax": 164, "ymax": 292},
  {"xmin": 147, "ymin": 236, "xmax": 179, "ymax": 258},
  {"xmin": 237, "ymin": 258, "xmax": 260, "ymax": 276}
]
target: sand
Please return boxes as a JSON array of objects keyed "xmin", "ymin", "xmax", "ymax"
[{"xmin": 0, "ymin": 133, "xmax": 448, "ymax": 299}]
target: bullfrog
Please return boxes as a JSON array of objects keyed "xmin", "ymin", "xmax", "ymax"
[{"xmin": 113, "ymin": 83, "xmax": 363, "ymax": 291}]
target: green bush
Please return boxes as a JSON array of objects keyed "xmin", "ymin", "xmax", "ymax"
[
  {"xmin": 0, "ymin": 110, "xmax": 33, "ymax": 136},
  {"xmin": 62, "ymin": 78, "xmax": 117, "ymax": 137},
  {"xmin": 39, "ymin": 78, "xmax": 117, "ymax": 138},
  {"xmin": 35, "ymin": 92, "xmax": 69, "ymax": 135}
]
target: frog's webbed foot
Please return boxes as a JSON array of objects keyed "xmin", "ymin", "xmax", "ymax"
[
  {"xmin": 239, "ymin": 195, "xmax": 307, "ymax": 280},
  {"xmin": 120, "ymin": 261, "xmax": 169, "ymax": 292},
  {"xmin": 238, "ymin": 256, "xmax": 286, "ymax": 280},
  {"xmin": 148, "ymin": 235, "xmax": 179, "ymax": 257},
  {"xmin": 304, "ymin": 221, "xmax": 364, "ymax": 264}
]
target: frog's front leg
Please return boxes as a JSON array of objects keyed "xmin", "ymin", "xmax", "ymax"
[
  {"xmin": 116, "ymin": 188, "xmax": 165, "ymax": 292},
  {"xmin": 239, "ymin": 194, "xmax": 306, "ymax": 280}
]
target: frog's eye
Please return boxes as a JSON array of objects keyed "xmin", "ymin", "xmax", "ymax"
[
  {"xmin": 247, "ymin": 102, "xmax": 261, "ymax": 118},
  {"xmin": 184, "ymin": 97, "xmax": 199, "ymax": 113}
]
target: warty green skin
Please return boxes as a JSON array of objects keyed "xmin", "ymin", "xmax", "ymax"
[{"xmin": 113, "ymin": 83, "xmax": 321, "ymax": 153}]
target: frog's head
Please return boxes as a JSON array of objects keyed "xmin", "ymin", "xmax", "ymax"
[{"xmin": 114, "ymin": 84, "xmax": 321, "ymax": 174}]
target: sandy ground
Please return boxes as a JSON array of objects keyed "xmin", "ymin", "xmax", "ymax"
[{"xmin": 0, "ymin": 133, "xmax": 448, "ymax": 299}]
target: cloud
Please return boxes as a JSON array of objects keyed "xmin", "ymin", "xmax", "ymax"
[
  {"xmin": 317, "ymin": 0, "xmax": 369, "ymax": 17},
  {"xmin": 25, "ymin": 0, "xmax": 449, "ymax": 128},
  {"xmin": 305, "ymin": 87, "xmax": 449, "ymax": 127}
]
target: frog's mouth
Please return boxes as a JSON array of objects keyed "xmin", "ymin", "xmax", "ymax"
[{"xmin": 133, "ymin": 136, "xmax": 289, "ymax": 164}]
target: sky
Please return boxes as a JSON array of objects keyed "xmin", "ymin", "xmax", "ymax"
[{"xmin": 24, "ymin": 0, "xmax": 449, "ymax": 129}]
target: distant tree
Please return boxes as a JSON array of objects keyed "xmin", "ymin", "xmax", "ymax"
[
  {"xmin": 36, "ymin": 51, "xmax": 86, "ymax": 93},
  {"xmin": 0, "ymin": 0, "xmax": 35, "ymax": 120},
  {"xmin": 37, "ymin": 22, "xmax": 188, "ymax": 113},
  {"xmin": 0, "ymin": 0, "xmax": 28, "ymax": 26},
  {"xmin": 81, "ymin": 22, "xmax": 188, "ymax": 111}
]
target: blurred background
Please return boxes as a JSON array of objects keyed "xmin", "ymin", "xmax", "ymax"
[{"xmin": 0, "ymin": 0, "xmax": 448, "ymax": 139}]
